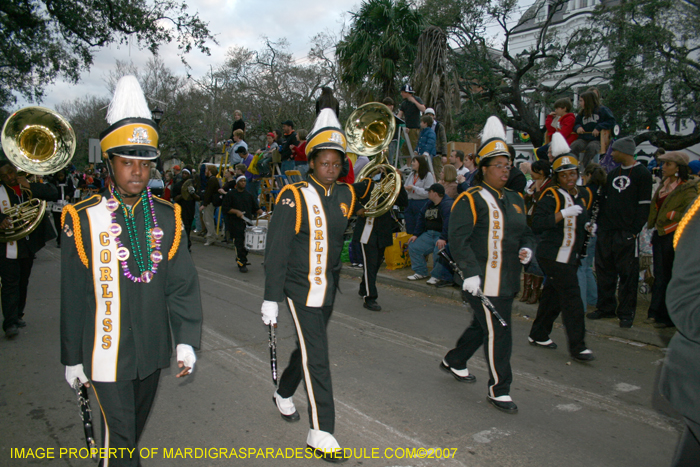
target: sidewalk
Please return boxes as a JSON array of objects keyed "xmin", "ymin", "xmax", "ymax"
[{"xmin": 192, "ymin": 233, "xmax": 675, "ymax": 348}]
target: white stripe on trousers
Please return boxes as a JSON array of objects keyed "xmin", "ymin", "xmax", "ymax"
[
  {"xmin": 286, "ymin": 298, "xmax": 320, "ymax": 429},
  {"xmin": 483, "ymin": 303, "xmax": 499, "ymax": 398},
  {"xmin": 92, "ymin": 386, "xmax": 111, "ymax": 467},
  {"xmin": 360, "ymin": 244, "xmax": 369, "ymax": 300}
]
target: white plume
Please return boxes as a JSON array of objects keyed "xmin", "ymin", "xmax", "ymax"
[
  {"xmin": 480, "ymin": 116, "xmax": 506, "ymax": 142},
  {"xmin": 310, "ymin": 108, "xmax": 342, "ymax": 135},
  {"xmin": 550, "ymin": 132, "xmax": 570, "ymax": 157},
  {"xmin": 106, "ymin": 76, "xmax": 152, "ymax": 125}
]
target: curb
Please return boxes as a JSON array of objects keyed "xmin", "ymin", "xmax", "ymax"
[
  {"xmin": 191, "ymin": 234, "xmax": 674, "ymax": 348},
  {"xmin": 339, "ymin": 267, "xmax": 675, "ymax": 348}
]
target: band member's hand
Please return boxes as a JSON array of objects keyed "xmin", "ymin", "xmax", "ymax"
[
  {"xmin": 65, "ymin": 364, "xmax": 90, "ymax": 388},
  {"xmin": 176, "ymin": 344, "xmax": 196, "ymax": 377},
  {"xmin": 519, "ymin": 248, "xmax": 533, "ymax": 264},
  {"xmin": 356, "ymin": 208, "xmax": 366, "ymax": 217},
  {"xmin": 408, "ymin": 235, "xmax": 417, "ymax": 243},
  {"xmin": 0, "ymin": 218, "xmax": 11, "ymax": 229},
  {"xmin": 261, "ymin": 300, "xmax": 278, "ymax": 325},
  {"xmin": 436, "ymin": 239, "xmax": 446, "ymax": 249},
  {"xmin": 560, "ymin": 205, "xmax": 583, "ymax": 218},
  {"xmin": 585, "ymin": 222, "xmax": 597, "ymax": 236},
  {"xmin": 187, "ymin": 186, "xmax": 196, "ymax": 195},
  {"xmin": 17, "ymin": 176, "xmax": 30, "ymax": 188},
  {"xmin": 462, "ymin": 276, "xmax": 481, "ymax": 296}
]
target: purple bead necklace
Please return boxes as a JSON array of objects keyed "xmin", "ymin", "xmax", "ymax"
[{"xmin": 106, "ymin": 186, "xmax": 164, "ymax": 284}]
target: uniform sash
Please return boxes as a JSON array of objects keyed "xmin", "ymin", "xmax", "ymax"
[
  {"xmin": 556, "ymin": 188, "xmax": 577, "ymax": 263},
  {"xmin": 301, "ymin": 186, "xmax": 329, "ymax": 307},
  {"xmin": 359, "ymin": 217, "xmax": 374, "ymax": 244},
  {"xmin": 478, "ymin": 189, "xmax": 504, "ymax": 297},
  {"xmin": 0, "ymin": 185, "xmax": 18, "ymax": 259},
  {"xmin": 86, "ymin": 198, "xmax": 122, "ymax": 382}
]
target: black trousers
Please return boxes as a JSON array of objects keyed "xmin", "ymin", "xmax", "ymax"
[
  {"xmin": 595, "ymin": 229, "xmax": 639, "ymax": 321},
  {"xmin": 444, "ymin": 294, "xmax": 514, "ymax": 398},
  {"xmin": 53, "ymin": 211, "xmax": 62, "ymax": 246},
  {"xmin": 671, "ymin": 417, "xmax": 700, "ymax": 467},
  {"xmin": 182, "ymin": 213, "xmax": 194, "ymax": 251},
  {"xmin": 229, "ymin": 225, "xmax": 247, "ymax": 267},
  {"xmin": 278, "ymin": 298, "xmax": 335, "ymax": 433},
  {"xmin": 92, "ymin": 370, "xmax": 160, "ymax": 467},
  {"xmin": 529, "ymin": 257, "xmax": 587, "ymax": 355},
  {"xmin": 359, "ymin": 240, "xmax": 384, "ymax": 301},
  {"xmin": 0, "ymin": 256, "xmax": 34, "ymax": 331},
  {"xmin": 648, "ymin": 231, "xmax": 675, "ymax": 325}
]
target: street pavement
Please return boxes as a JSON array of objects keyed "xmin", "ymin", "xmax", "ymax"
[{"xmin": 0, "ymin": 241, "xmax": 682, "ymax": 466}]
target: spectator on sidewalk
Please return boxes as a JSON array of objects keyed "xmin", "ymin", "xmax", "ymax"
[
  {"xmin": 199, "ymin": 165, "xmax": 221, "ymax": 246},
  {"xmin": 415, "ymin": 115, "xmax": 437, "ymax": 158},
  {"xmin": 404, "ymin": 155, "xmax": 435, "ymax": 235},
  {"xmin": 406, "ymin": 183, "xmax": 454, "ymax": 287},
  {"xmin": 571, "ymin": 91, "xmax": 616, "ymax": 169},
  {"xmin": 578, "ymin": 163, "xmax": 607, "ymax": 309},
  {"xmin": 587, "ymin": 137, "xmax": 652, "ymax": 328},
  {"xmin": 645, "ymin": 151, "xmax": 699, "ymax": 328}
]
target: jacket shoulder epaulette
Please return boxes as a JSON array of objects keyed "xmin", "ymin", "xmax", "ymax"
[
  {"xmin": 153, "ymin": 196, "xmax": 175, "ymax": 209},
  {"xmin": 61, "ymin": 203, "xmax": 90, "ymax": 269},
  {"xmin": 72, "ymin": 194, "xmax": 102, "ymax": 213},
  {"xmin": 276, "ymin": 183, "xmax": 304, "ymax": 234}
]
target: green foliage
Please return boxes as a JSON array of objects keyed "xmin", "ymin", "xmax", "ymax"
[
  {"xmin": 591, "ymin": 0, "xmax": 700, "ymax": 149},
  {"xmin": 336, "ymin": 0, "xmax": 425, "ymax": 102},
  {"xmin": 0, "ymin": 0, "xmax": 215, "ymax": 109}
]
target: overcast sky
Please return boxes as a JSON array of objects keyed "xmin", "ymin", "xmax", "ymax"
[{"xmin": 16, "ymin": 0, "xmax": 361, "ymax": 111}]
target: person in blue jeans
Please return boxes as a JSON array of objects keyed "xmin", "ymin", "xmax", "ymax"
[
  {"xmin": 577, "ymin": 164, "xmax": 606, "ymax": 308},
  {"xmin": 407, "ymin": 183, "xmax": 454, "ymax": 286}
]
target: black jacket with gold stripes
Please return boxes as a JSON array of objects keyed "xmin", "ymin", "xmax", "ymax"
[
  {"xmin": 60, "ymin": 193, "xmax": 203, "ymax": 382},
  {"xmin": 532, "ymin": 185, "xmax": 591, "ymax": 265},
  {"xmin": 448, "ymin": 183, "xmax": 534, "ymax": 298},
  {"xmin": 264, "ymin": 176, "xmax": 356, "ymax": 307}
]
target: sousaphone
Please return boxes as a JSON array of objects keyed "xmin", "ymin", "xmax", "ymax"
[
  {"xmin": 0, "ymin": 106, "xmax": 76, "ymax": 242},
  {"xmin": 345, "ymin": 102, "xmax": 402, "ymax": 218}
]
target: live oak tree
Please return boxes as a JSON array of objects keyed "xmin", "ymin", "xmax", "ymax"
[
  {"xmin": 590, "ymin": 0, "xmax": 700, "ymax": 149},
  {"xmin": 0, "ymin": 0, "xmax": 215, "ymax": 109}
]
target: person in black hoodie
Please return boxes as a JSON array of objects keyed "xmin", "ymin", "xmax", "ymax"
[
  {"xmin": 587, "ymin": 137, "xmax": 652, "ymax": 328},
  {"xmin": 222, "ymin": 175, "xmax": 261, "ymax": 273},
  {"xmin": 570, "ymin": 91, "xmax": 615, "ymax": 169}
]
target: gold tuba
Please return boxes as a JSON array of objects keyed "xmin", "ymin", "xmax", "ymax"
[
  {"xmin": 0, "ymin": 106, "xmax": 76, "ymax": 242},
  {"xmin": 345, "ymin": 102, "xmax": 402, "ymax": 218}
]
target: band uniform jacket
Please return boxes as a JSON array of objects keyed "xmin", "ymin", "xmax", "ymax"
[
  {"xmin": 532, "ymin": 185, "xmax": 591, "ymax": 265},
  {"xmin": 264, "ymin": 176, "xmax": 357, "ymax": 307},
  {"xmin": 351, "ymin": 177, "xmax": 409, "ymax": 249},
  {"xmin": 449, "ymin": 183, "xmax": 534, "ymax": 297},
  {"xmin": 60, "ymin": 194, "xmax": 203, "ymax": 382},
  {"xmin": 660, "ymin": 196, "xmax": 700, "ymax": 424},
  {"xmin": 0, "ymin": 181, "xmax": 58, "ymax": 258}
]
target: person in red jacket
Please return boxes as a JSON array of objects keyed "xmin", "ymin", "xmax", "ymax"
[{"xmin": 536, "ymin": 98, "xmax": 577, "ymax": 160}]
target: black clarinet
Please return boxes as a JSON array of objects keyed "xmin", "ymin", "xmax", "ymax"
[
  {"xmin": 268, "ymin": 324, "xmax": 278, "ymax": 386},
  {"xmin": 72, "ymin": 381, "xmax": 97, "ymax": 459},
  {"xmin": 580, "ymin": 186, "xmax": 602, "ymax": 258},
  {"xmin": 437, "ymin": 248, "xmax": 508, "ymax": 328}
]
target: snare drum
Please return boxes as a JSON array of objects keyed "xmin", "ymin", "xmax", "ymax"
[{"xmin": 245, "ymin": 226, "xmax": 267, "ymax": 251}]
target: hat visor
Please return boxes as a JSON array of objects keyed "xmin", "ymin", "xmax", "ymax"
[
  {"xmin": 554, "ymin": 163, "xmax": 578, "ymax": 172},
  {"xmin": 107, "ymin": 147, "xmax": 159, "ymax": 160}
]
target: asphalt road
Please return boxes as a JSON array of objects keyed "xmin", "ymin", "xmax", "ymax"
[{"xmin": 0, "ymin": 242, "xmax": 682, "ymax": 466}]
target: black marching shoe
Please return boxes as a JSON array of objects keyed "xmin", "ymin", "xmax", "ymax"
[
  {"xmin": 487, "ymin": 396, "xmax": 518, "ymax": 414},
  {"xmin": 238, "ymin": 265, "xmax": 248, "ymax": 273},
  {"xmin": 619, "ymin": 320, "xmax": 633, "ymax": 328},
  {"xmin": 16, "ymin": 319, "xmax": 27, "ymax": 328},
  {"xmin": 439, "ymin": 360, "xmax": 476, "ymax": 383},
  {"xmin": 5, "ymin": 325, "xmax": 19, "ymax": 339},
  {"xmin": 572, "ymin": 349, "xmax": 595, "ymax": 362},
  {"xmin": 528, "ymin": 337, "xmax": 557, "ymax": 349},
  {"xmin": 363, "ymin": 299, "xmax": 382, "ymax": 312},
  {"xmin": 306, "ymin": 446, "xmax": 348, "ymax": 464},
  {"xmin": 272, "ymin": 396, "xmax": 300, "ymax": 423},
  {"xmin": 587, "ymin": 310, "xmax": 616, "ymax": 320}
]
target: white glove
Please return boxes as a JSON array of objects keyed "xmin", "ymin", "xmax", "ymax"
[
  {"xmin": 519, "ymin": 247, "xmax": 533, "ymax": 264},
  {"xmin": 176, "ymin": 344, "xmax": 196, "ymax": 375},
  {"xmin": 462, "ymin": 275, "xmax": 481, "ymax": 296},
  {"xmin": 560, "ymin": 205, "xmax": 583, "ymax": 218},
  {"xmin": 585, "ymin": 222, "xmax": 597, "ymax": 236},
  {"xmin": 187, "ymin": 186, "xmax": 195, "ymax": 195},
  {"xmin": 65, "ymin": 364, "xmax": 89, "ymax": 387},
  {"xmin": 261, "ymin": 300, "xmax": 279, "ymax": 325}
]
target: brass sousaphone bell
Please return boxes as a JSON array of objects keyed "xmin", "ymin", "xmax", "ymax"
[
  {"xmin": 345, "ymin": 102, "xmax": 402, "ymax": 218},
  {"xmin": 0, "ymin": 106, "xmax": 76, "ymax": 242}
]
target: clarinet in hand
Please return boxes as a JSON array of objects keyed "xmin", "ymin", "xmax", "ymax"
[{"xmin": 580, "ymin": 186, "xmax": 602, "ymax": 258}]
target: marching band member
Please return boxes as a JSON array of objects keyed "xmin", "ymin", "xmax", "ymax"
[
  {"xmin": 441, "ymin": 116, "xmax": 534, "ymax": 414},
  {"xmin": 61, "ymin": 76, "xmax": 203, "ymax": 466},
  {"xmin": 261, "ymin": 109, "xmax": 358, "ymax": 463},
  {"xmin": 0, "ymin": 163, "xmax": 57, "ymax": 338},
  {"xmin": 528, "ymin": 151, "xmax": 595, "ymax": 362}
]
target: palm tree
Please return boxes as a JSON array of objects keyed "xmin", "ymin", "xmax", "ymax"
[{"xmin": 336, "ymin": 0, "xmax": 424, "ymax": 102}]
